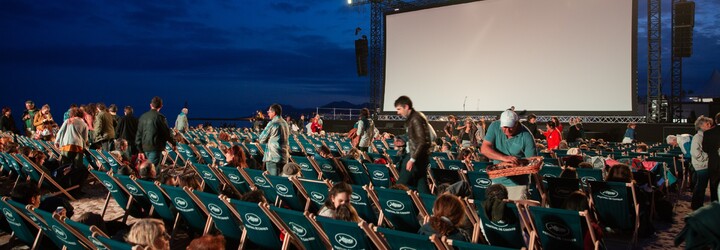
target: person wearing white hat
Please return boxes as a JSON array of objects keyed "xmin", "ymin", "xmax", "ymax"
[{"xmin": 480, "ymin": 109, "xmax": 537, "ymax": 200}]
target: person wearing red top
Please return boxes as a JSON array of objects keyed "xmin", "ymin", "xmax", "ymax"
[
  {"xmin": 310, "ymin": 117, "xmax": 322, "ymax": 133},
  {"xmin": 543, "ymin": 121, "xmax": 561, "ymax": 150}
]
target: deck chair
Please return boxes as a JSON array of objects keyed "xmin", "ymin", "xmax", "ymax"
[
  {"xmin": 224, "ymin": 199, "xmax": 300, "ymax": 249},
  {"xmin": 265, "ymin": 174, "xmax": 306, "ymax": 211},
  {"xmin": 466, "ymin": 199, "xmax": 525, "ymax": 248},
  {"xmin": 289, "ymin": 139, "xmax": 305, "ymax": 155},
  {"xmin": 114, "ymin": 174, "xmax": 153, "ymax": 217},
  {"xmin": 367, "ymin": 186, "xmax": 423, "ymax": 232},
  {"xmin": 63, "ymin": 217, "xmax": 109, "ymax": 248},
  {"xmin": 14, "ymin": 154, "xmax": 78, "ymax": 201},
  {"xmin": 241, "ymin": 168, "xmax": 278, "ymax": 205},
  {"xmin": 365, "ymin": 163, "xmax": 392, "ymax": 188},
  {"xmin": 339, "ymin": 158, "xmax": 371, "ymax": 186},
  {"xmin": 195, "ymin": 145, "xmax": 215, "ymax": 165},
  {"xmin": 244, "ymin": 142, "xmax": 264, "ymax": 162},
  {"xmin": 443, "ymin": 238, "xmax": 521, "ymax": 250},
  {"xmin": 89, "ymin": 169, "xmax": 141, "ymax": 222},
  {"xmin": 87, "ymin": 149, "xmax": 112, "ymax": 171},
  {"xmin": 192, "ymin": 163, "xmax": 223, "ymax": 194},
  {"xmin": 165, "ymin": 142, "xmax": 184, "ymax": 167},
  {"xmin": 576, "ymin": 168, "xmax": 604, "ymax": 189},
  {"xmin": 291, "ymin": 155, "xmax": 322, "ymax": 180},
  {"xmin": 312, "ymin": 156, "xmax": 345, "ymax": 183},
  {"xmin": 7, "ymin": 199, "xmax": 67, "ymax": 249},
  {"xmin": 539, "ymin": 165, "xmax": 562, "ymax": 188},
  {"xmin": 375, "ymin": 226, "xmax": 443, "ymax": 250},
  {"xmin": 217, "ymin": 166, "xmax": 252, "ymax": 194},
  {"xmin": 296, "ymin": 178, "xmax": 333, "ymax": 213},
  {"xmin": 350, "ymin": 184, "xmax": 379, "ymax": 223},
  {"xmin": 440, "ymin": 159, "xmax": 469, "ymax": 171},
  {"xmin": 208, "ymin": 146, "xmax": 227, "ymax": 164},
  {"xmin": 588, "ymin": 181, "xmax": 639, "ymax": 246},
  {"xmin": 467, "ymin": 170, "xmax": 493, "ymax": 202},
  {"xmin": 0, "ymin": 197, "xmax": 43, "ymax": 249},
  {"xmin": 338, "ymin": 140, "xmax": 353, "ymax": 153},
  {"xmin": 187, "ymin": 191, "xmax": 243, "ymax": 239},
  {"xmin": 428, "ymin": 168, "xmax": 462, "ymax": 193},
  {"xmin": 268, "ymin": 205, "xmax": 331, "ymax": 249},
  {"xmin": 528, "ymin": 206, "xmax": 601, "ymax": 250},
  {"xmin": 432, "ymin": 152, "xmax": 451, "ymax": 160},
  {"xmin": 159, "ymin": 184, "xmax": 212, "ymax": 234},
  {"xmin": 30, "ymin": 207, "xmax": 93, "ymax": 250},
  {"xmin": 99, "ymin": 150, "xmax": 125, "ymax": 173},
  {"xmin": 177, "ymin": 143, "xmax": 200, "ymax": 164},
  {"xmin": 301, "ymin": 142, "xmax": 317, "ymax": 156},
  {"xmin": 134, "ymin": 180, "xmax": 179, "ymax": 230},
  {"xmin": 546, "ymin": 177, "xmax": 580, "ymax": 208},
  {"xmin": 0, "ymin": 152, "xmax": 26, "ymax": 190},
  {"xmin": 313, "ymin": 215, "xmax": 383, "ymax": 250},
  {"xmin": 413, "ymin": 192, "xmax": 436, "ymax": 216}
]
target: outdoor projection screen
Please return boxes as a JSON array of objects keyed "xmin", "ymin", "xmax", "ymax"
[{"xmin": 383, "ymin": 0, "xmax": 636, "ymax": 113}]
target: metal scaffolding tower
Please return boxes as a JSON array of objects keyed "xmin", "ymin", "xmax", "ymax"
[{"xmin": 647, "ymin": 0, "xmax": 664, "ymax": 123}]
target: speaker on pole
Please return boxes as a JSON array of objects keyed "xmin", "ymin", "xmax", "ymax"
[
  {"xmin": 673, "ymin": 1, "xmax": 695, "ymax": 57},
  {"xmin": 355, "ymin": 36, "xmax": 368, "ymax": 76}
]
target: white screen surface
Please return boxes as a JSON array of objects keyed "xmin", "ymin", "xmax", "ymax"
[{"xmin": 383, "ymin": 0, "xmax": 634, "ymax": 112}]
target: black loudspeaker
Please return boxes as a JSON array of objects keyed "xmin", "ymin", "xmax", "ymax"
[
  {"xmin": 673, "ymin": 1, "xmax": 695, "ymax": 57},
  {"xmin": 355, "ymin": 38, "xmax": 369, "ymax": 76}
]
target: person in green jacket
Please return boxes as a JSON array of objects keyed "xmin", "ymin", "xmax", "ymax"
[{"xmin": 136, "ymin": 96, "xmax": 176, "ymax": 173}]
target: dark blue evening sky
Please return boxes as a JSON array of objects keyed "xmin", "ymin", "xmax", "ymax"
[{"xmin": 1, "ymin": 0, "xmax": 718, "ymax": 121}]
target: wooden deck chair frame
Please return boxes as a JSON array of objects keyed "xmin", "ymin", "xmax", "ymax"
[
  {"xmin": 219, "ymin": 198, "xmax": 296, "ymax": 250},
  {"xmin": 0, "ymin": 197, "xmax": 44, "ymax": 250},
  {"xmin": 196, "ymin": 144, "xmax": 217, "ymax": 166},
  {"xmin": 26, "ymin": 206, "xmax": 95, "ymax": 250},
  {"xmin": 13, "ymin": 154, "xmax": 78, "ymax": 201},
  {"xmin": 290, "ymin": 155, "xmax": 325, "ymax": 180},
  {"xmin": 292, "ymin": 178, "xmax": 332, "ymax": 212},
  {"xmin": 510, "ymin": 199, "xmax": 542, "ymax": 250},
  {"xmin": 145, "ymin": 180, "xmax": 183, "ymax": 238},
  {"xmin": 259, "ymin": 202, "xmax": 306, "ymax": 250},
  {"xmin": 587, "ymin": 181, "xmax": 640, "ymax": 247},
  {"xmin": 87, "ymin": 169, "xmax": 136, "ymax": 223},
  {"xmin": 238, "ymin": 168, "xmax": 280, "ymax": 206},
  {"xmin": 183, "ymin": 190, "xmax": 234, "ymax": 238},
  {"xmin": 365, "ymin": 185, "xmax": 423, "ymax": 230},
  {"xmin": 408, "ymin": 190, "xmax": 431, "ymax": 219}
]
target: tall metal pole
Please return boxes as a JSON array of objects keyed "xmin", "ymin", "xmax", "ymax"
[
  {"xmin": 647, "ymin": 0, "xmax": 663, "ymax": 122},
  {"xmin": 670, "ymin": 0, "xmax": 684, "ymax": 122},
  {"xmin": 369, "ymin": 0, "xmax": 384, "ymax": 111}
]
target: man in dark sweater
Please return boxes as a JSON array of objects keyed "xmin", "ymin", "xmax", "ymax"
[{"xmin": 136, "ymin": 97, "xmax": 175, "ymax": 173}]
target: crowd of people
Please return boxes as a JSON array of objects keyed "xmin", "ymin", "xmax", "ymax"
[{"xmin": 0, "ymin": 94, "xmax": 719, "ymax": 249}]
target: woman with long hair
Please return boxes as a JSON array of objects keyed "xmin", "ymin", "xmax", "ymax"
[
  {"xmin": 418, "ymin": 194, "xmax": 470, "ymax": 241},
  {"xmin": 318, "ymin": 182, "xmax": 353, "ymax": 218}
]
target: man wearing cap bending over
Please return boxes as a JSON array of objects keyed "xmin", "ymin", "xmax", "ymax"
[{"xmin": 481, "ymin": 109, "xmax": 536, "ymax": 200}]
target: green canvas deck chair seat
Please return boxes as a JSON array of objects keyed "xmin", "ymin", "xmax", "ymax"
[
  {"xmin": 366, "ymin": 152, "xmax": 385, "ymax": 162},
  {"xmin": 467, "ymin": 170, "xmax": 493, "ymax": 202},
  {"xmin": 365, "ymin": 163, "xmax": 392, "ymax": 188},
  {"xmin": 217, "ymin": 166, "xmax": 252, "ymax": 194},
  {"xmin": 312, "ymin": 156, "xmax": 345, "ymax": 183},
  {"xmin": 269, "ymin": 205, "xmax": 330, "ymax": 249},
  {"xmin": 528, "ymin": 206, "xmax": 601, "ymax": 250},
  {"xmin": 265, "ymin": 175, "xmax": 306, "ymax": 211},
  {"xmin": 428, "ymin": 168, "xmax": 462, "ymax": 193},
  {"xmin": 14, "ymin": 154, "xmax": 78, "ymax": 201},
  {"xmin": 244, "ymin": 142, "xmax": 264, "ymax": 162},
  {"xmin": 87, "ymin": 149, "xmax": 111, "ymax": 171},
  {"xmin": 160, "ymin": 184, "xmax": 212, "ymax": 234},
  {"xmin": 114, "ymin": 174, "xmax": 152, "ymax": 217},
  {"xmin": 539, "ymin": 165, "xmax": 562, "ymax": 188},
  {"xmin": 546, "ymin": 177, "xmax": 580, "ymax": 208},
  {"xmin": 224, "ymin": 199, "xmax": 302, "ymax": 250},
  {"xmin": 291, "ymin": 155, "xmax": 322, "ymax": 180},
  {"xmin": 99, "ymin": 150, "xmax": 124, "ymax": 173},
  {"xmin": 195, "ymin": 145, "xmax": 215, "ymax": 165},
  {"xmin": 350, "ymin": 184, "xmax": 379, "ymax": 223},
  {"xmin": 31, "ymin": 207, "xmax": 93, "ymax": 250},
  {"xmin": 301, "ymin": 142, "xmax": 317, "ymax": 156},
  {"xmin": 468, "ymin": 199, "xmax": 525, "ymax": 249},
  {"xmin": 188, "ymin": 191, "xmax": 243, "ymax": 240},
  {"xmin": 471, "ymin": 161, "xmax": 493, "ymax": 172},
  {"xmin": 289, "ymin": 139, "xmax": 305, "ymax": 156},
  {"xmin": 209, "ymin": 146, "xmax": 226, "ymax": 164},
  {"xmin": 443, "ymin": 238, "xmax": 521, "ymax": 250},
  {"xmin": 338, "ymin": 140, "xmax": 353, "ymax": 153},
  {"xmin": 543, "ymin": 157, "xmax": 560, "ymax": 166},
  {"xmin": 89, "ymin": 169, "xmax": 140, "ymax": 221},
  {"xmin": 177, "ymin": 143, "xmax": 200, "ymax": 164},
  {"xmin": 165, "ymin": 142, "xmax": 184, "ymax": 166},
  {"xmin": 241, "ymin": 168, "xmax": 278, "ymax": 205},
  {"xmin": 314, "ymin": 215, "xmax": 381, "ymax": 250},
  {"xmin": 441, "ymin": 159, "xmax": 469, "ymax": 171},
  {"xmin": 340, "ymin": 158, "xmax": 371, "ymax": 186},
  {"xmin": 192, "ymin": 163, "xmax": 223, "ymax": 194},
  {"xmin": 588, "ymin": 181, "xmax": 639, "ymax": 245},
  {"xmin": 576, "ymin": 168, "xmax": 603, "ymax": 189},
  {"xmin": 375, "ymin": 226, "xmax": 442, "ymax": 250},
  {"xmin": 373, "ymin": 140, "xmax": 388, "ymax": 153},
  {"xmin": 64, "ymin": 217, "xmax": 111, "ymax": 250},
  {"xmin": 135, "ymin": 179, "xmax": 179, "ymax": 228},
  {"xmin": 413, "ymin": 192, "xmax": 436, "ymax": 216},
  {"xmin": 296, "ymin": 178, "xmax": 332, "ymax": 213},
  {"xmin": 7, "ymin": 199, "xmax": 66, "ymax": 248},
  {"xmin": 0, "ymin": 197, "xmax": 42, "ymax": 249},
  {"xmin": 431, "ymin": 152, "xmax": 451, "ymax": 160},
  {"xmin": 368, "ymin": 186, "xmax": 422, "ymax": 232},
  {"xmin": 1, "ymin": 152, "xmax": 26, "ymax": 190}
]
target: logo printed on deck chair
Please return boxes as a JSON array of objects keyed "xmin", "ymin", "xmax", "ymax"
[
  {"xmin": 299, "ymin": 163, "xmax": 312, "ymax": 171},
  {"xmin": 253, "ymin": 177, "xmax": 267, "ymax": 186},
  {"xmin": 90, "ymin": 237, "xmax": 108, "ymax": 250},
  {"xmin": 372, "ymin": 170, "xmax": 386, "ymax": 179},
  {"xmin": 276, "ymin": 184, "xmax": 289, "ymax": 195},
  {"xmin": 386, "ymin": 200, "xmax": 405, "ymax": 211},
  {"xmin": 448, "ymin": 164, "xmax": 461, "ymax": 170},
  {"xmin": 475, "ymin": 178, "xmax": 491, "ymax": 188},
  {"xmin": 244, "ymin": 213, "xmax": 262, "ymax": 226},
  {"xmin": 102, "ymin": 180, "xmax": 115, "ymax": 192},
  {"xmin": 202, "ymin": 171, "xmax": 216, "ymax": 180},
  {"xmin": 350, "ymin": 193, "xmax": 362, "ymax": 203},
  {"xmin": 348, "ymin": 165, "xmax": 362, "ymax": 174},
  {"xmin": 334, "ymin": 233, "xmax": 358, "ymax": 248},
  {"xmin": 400, "ymin": 247, "xmax": 417, "ymax": 250},
  {"xmin": 544, "ymin": 221, "xmax": 571, "ymax": 237},
  {"xmin": 125, "ymin": 184, "xmax": 141, "ymax": 195},
  {"xmin": 289, "ymin": 222, "xmax": 307, "ymax": 237},
  {"xmin": 600, "ymin": 189, "xmax": 619, "ymax": 198},
  {"xmin": 580, "ymin": 176, "xmax": 596, "ymax": 185},
  {"xmin": 3, "ymin": 208, "xmax": 21, "ymax": 227},
  {"xmin": 321, "ymin": 164, "xmax": 334, "ymax": 172},
  {"xmin": 208, "ymin": 203, "xmax": 228, "ymax": 220},
  {"xmin": 310, "ymin": 191, "xmax": 325, "ymax": 203},
  {"xmin": 228, "ymin": 174, "xmax": 243, "ymax": 183},
  {"xmin": 174, "ymin": 197, "xmax": 190, "ymax": 211},
  {"xmin": 148, "ymin": 191, "xmax": 161, "ymax": 204},
  {"xmin": 52, "ymin": 225, "xmax": 69, "ymax": 241}
]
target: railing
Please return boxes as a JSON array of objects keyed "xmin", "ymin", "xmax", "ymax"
[{"xmin": 315, "ymin": 107, "xmax": 364, "ymax": 121}]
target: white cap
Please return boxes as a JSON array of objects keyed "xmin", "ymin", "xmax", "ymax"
[{"xmin": 500, "ymin": 109, "xmax": 519, "ymax": 127}]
